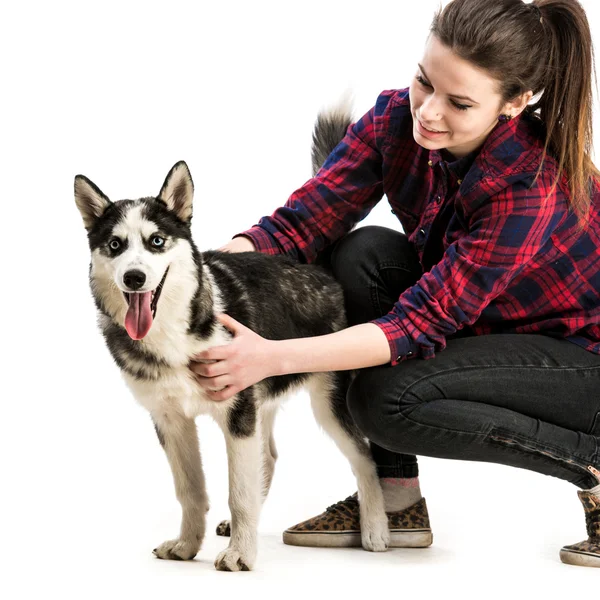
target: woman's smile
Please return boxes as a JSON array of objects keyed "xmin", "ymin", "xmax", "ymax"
[{"xmin": 416, "ymin": 118, "xmax": 449, "ymax": 139}]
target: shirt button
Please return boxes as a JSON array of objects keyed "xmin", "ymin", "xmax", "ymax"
[
  {"xmin": 428, "ymin": 160, "xmax": 433, "ymax": 167},
  {"xmin": 435, "ymin": 195, "xmax": 441, "ymax": 203},
  {"xmin": 457, "ymin": 179, "xmax": 463, "ymax": 185},
  {"xmin": 419, "ymin": 228, "xmax": 426, "ymax": 236}
]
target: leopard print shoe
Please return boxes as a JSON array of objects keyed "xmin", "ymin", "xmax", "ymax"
[
  {"xmin": 560, "ymin": 489, "xmax": 600, "ymax": 568},
  {"xmin": 282, "ymin": 493, "xmax": 433, "ymax": 548}
]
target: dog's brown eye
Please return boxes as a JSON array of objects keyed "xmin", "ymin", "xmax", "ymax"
[
  {"xmin": 152, "ymin": 236, "xmax": 165, "ymax": 247},
  {"xmin": 109, "ymin": 238, "xmax": 121, "ymax": 251}
]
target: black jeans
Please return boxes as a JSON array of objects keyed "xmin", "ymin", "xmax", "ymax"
[{"xmin": 320, "ymin": 226, "xmax": 600, "ymax": 490}]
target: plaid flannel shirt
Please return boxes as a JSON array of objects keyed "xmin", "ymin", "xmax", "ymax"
[{"xmin": 237, "ymin": 88, "xmax": 600, "ymax": 366}]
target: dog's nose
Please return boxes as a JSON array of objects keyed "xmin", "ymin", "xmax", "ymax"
[{"xmin": 123, "ymin": 269, "xmax": 146, "ymax": 291}]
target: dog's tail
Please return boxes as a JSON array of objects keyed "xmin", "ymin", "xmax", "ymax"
[{"xmin": 311, "ymin": 90, "xmax": 354, "ymax": 177}]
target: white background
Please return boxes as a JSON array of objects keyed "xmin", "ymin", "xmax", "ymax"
[{"xmin": 2, "ymin": 0, "xmax": 600, "ymax": 597}]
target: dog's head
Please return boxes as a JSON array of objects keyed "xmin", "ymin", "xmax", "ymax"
[{"xmin": 74, "ymin": 161, "xmax": 197, "ymax": 340}]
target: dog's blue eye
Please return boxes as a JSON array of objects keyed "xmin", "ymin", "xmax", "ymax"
[
  {"xmin": 109, "ymin": 239, "xmax": 121, "ymax": 250},
  {"xmin": 152, "ymin": 236, "xmax": 165, "ymax": 247}
]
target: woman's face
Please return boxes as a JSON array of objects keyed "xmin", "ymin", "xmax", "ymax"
[{"xmin": 409, "ymin": 35, "xmax": 526, "ymax": 158}]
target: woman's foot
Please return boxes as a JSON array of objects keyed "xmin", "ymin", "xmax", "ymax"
[
  {"xmin": 282, "ymin": 493, "xmax": 433, "ymax": 548},
  {"xmin": 559, "ymin": 490, "xmax": 600, "ymax": 567},
  {"xmin": 560, "ymin": 467, "xmax": 600, "ymax": 568}
]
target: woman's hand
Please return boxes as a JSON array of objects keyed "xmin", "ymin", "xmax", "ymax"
[{"xmin": 189, "ymin": 314, "xmax": 278, "ymax": 401}]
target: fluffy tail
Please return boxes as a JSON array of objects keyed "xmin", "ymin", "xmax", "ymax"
[{"xmin": 311, "ymin": 91, "xmax": 354, "ymax": 176}]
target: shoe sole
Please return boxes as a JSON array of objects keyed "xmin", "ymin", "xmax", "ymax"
[
  {"xmin": 560, "ymin": 548, "xmax": 600, "ymax": 568},
  {"xmin": 282, "ymin": 529, "xmax": 433, "ymax": 548}
]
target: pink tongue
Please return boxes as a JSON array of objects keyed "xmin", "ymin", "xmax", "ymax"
[{"xmin": 124, "ymin": 292, "xmax": 153, "ymax": 340}]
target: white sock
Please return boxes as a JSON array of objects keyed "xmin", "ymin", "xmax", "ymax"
[
  {"xmin": 587, "ymin": 466, "xmax": 600, "ymax": 498},
  {"xmin": 380, "ymin": 477, "xmax": 422, "ymax": 512}
]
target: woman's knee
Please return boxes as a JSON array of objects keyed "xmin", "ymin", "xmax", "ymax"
[
  {"xmin": 329, "ymin": 226, "xmax": 408, "ymax": 284},
  {"xmin": 346, "ymin": 364, "xmax": 433, "ymax": 443}
]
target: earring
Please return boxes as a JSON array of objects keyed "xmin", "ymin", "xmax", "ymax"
[{"xmin": 498, "ymin": 114, "xmax": 513, "ymax": 122}]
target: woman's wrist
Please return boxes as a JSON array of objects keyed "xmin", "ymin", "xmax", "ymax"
[{"xmin": 219, "ymin": 236, "xmax": 256, "ymax": 253}]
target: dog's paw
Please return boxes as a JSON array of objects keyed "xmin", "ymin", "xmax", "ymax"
[
  {"xmin": 216, "ymin": 520, "xmax": 231, "ymax": 537},
  {"xmin": 214, "ymin": 547, "xmax": 253, "ymax": 572},
  {"xmin": 153, "ymin": 538, "xmax": 199, "ymax": 561},
  {"xmin": 360, "ymin": 517, "xmax": 390, "ymax": 552}
]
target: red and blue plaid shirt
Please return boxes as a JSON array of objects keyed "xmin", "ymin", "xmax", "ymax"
[{"xmin": 238, "ymin": 88, "xmax": 600, "ymax": 366}]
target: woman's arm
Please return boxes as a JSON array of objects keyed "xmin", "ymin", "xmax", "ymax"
[
  {"xmin": 276, "ymin": 322, "xmax": 391, "ymax": 374},
  {"xmin": 190, "ymin": 315, "xmax": 391, "ymax": 402}
]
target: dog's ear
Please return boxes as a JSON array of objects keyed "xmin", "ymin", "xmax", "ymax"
[
  {"xmin": 74, "ymin": 175, "xmax": 112, "ymax": 231},
  {"xmin": 157, "ymin": 161, "xmax": 194, "ymax": 223}
]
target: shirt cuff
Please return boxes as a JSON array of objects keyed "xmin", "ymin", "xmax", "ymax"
[
  {"xmin": 371, "ymin": 314, "xmax": 417, "ymax": 366},
  {"xmin": 233, "ymin": 227, "xmax": 281, "ymax": 255}
]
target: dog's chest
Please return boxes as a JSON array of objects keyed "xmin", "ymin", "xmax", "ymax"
[
  {"xmin": 123, "ymin": 368, "xmax": 220, "ymax": 419},
  {"xmin": 112, "ymin": 319, "xmax": 231, "ymax": 420}
]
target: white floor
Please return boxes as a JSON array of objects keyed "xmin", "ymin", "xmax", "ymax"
[
  {"xmin": 7, "ymin": 508, "xmax": 596, "ymax": 599},
  {"xmin": 3, "ymin": 381, "xmax": 598, "ymax": 599},
  {"xmin": 8, "ymin": 511, "xmax": 596, "ymax": 600}
]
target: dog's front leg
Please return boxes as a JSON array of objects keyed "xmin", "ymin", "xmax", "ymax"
[
  {"xmin": 214, "ymin": 397, "xmax": 261, "ymax": 572},
  {"xmin": 151, "ymin": 410, "xmax": 209, "ymax": 561},
  {"xmin": 216, "ymin": 402, "xmax": 279, "ymax": 537}
]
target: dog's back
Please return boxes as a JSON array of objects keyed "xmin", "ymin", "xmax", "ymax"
[{"xmin": 203, "ymin": 249, "xmax": 346, "ymax": 339}]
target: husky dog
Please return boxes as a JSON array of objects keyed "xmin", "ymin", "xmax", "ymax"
[{"xmin": 74, "ymin": 109, "xmax": 389, "ymax": 572}]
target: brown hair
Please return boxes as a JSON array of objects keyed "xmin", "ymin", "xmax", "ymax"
[{"xmin": 430, "ymin": 0, "xmax": 600, "ymax": 231}]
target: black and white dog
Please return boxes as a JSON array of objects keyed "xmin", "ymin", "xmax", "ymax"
[{"xmin": 74, "ymin": 106, "xmax": 389, "ymax": 571}]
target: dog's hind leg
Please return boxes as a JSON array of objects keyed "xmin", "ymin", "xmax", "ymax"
[
  {"xmin": 216, "ymin": 401, "xmax": 279, "ymax": 538},
  {"xmin": 307, "ymin": 371, "xmax": 389, "ymax": 552},
  {"xmin": 151, "ymin": 410, "xmax": 209, "ymax": 561},
  {"xmin": 214, "ymin": 393, "xmax": 261, "ymax": 571}
]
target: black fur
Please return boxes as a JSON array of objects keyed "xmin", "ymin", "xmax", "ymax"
[
  {"xmin": 88, "ymin": 201, "xmax": 134, "ymax": 254},
  {"xmin": 141, "ymin": 199, "xmax": 193, "ymax": 238},
  {"xmin": 103, "ymin": 322, "xmax": 169, "ymax": 380},
  {"xmin": 203, "ymin": 250, "xmax": 346, "ymax": 401},
  {"xmin": 227, "ymin": 390, "xmax": 257, "ymax": 438}
]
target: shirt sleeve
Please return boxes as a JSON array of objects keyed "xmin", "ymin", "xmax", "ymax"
[
  {"xmin": 373, "ymin": 173, "xmax": 567, "ymax": 365},
  {"xmin": 235, "ymin": 91, "xmax": 397, "ymax": 263}
]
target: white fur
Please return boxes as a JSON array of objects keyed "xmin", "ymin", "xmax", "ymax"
[{"xmin": 214, "ymin": 432, "xmax": 262, "ymax": 571}]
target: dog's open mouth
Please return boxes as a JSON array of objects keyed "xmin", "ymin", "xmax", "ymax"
[{"xmin": 122, "ymin": 267, "xmax": 169, "ymax": 340}]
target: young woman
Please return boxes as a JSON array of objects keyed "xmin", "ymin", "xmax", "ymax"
[{"xmin": 190, "ymin": 0, "xmax": 600, "ymax": 567}]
